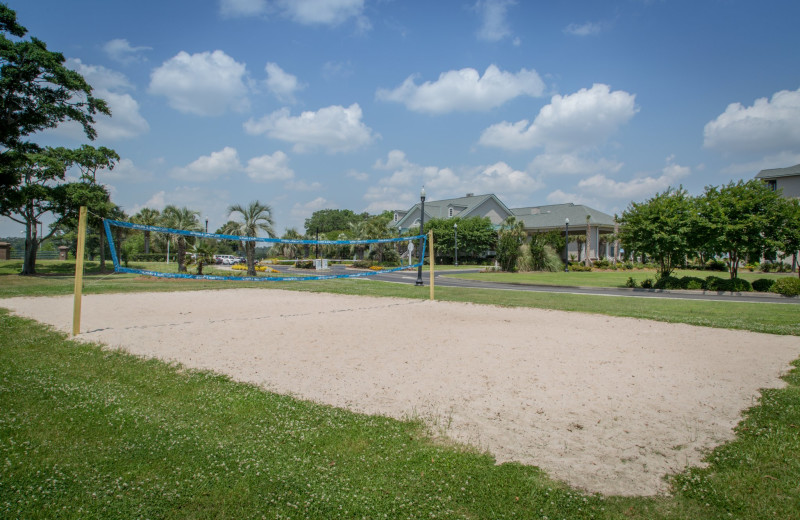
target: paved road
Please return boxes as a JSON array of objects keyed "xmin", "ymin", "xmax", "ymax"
[{"xmin": 362, "ymin": 268, "xmax": 800, "ymax": 305}]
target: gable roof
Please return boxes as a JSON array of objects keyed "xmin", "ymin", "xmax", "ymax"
[
  {"xmin": 393, "ymin": 193, "xmax": 512, "ymax": 229},
  {"xmin": 756, "ymin": 163, "xmax": 800, "ymax": 180},
  {"xmin": 511, "ymin": 203, "xmax": 616, "ymax": 229}
]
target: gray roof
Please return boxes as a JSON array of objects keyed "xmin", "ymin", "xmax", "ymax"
[
  {"xmin": 756, "ymin": 163, "xmax": 800, "ymax": 180},
  {"xmin": 393, "ymin": 193, "xmax": 511, "ymax": 228},
  {"xmin": 511, "ymin": 203, "xmax": 616, "ymax": 230}
]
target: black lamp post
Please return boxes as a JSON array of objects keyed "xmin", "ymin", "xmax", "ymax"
[
  {"xmin": 415, "ymin": 187, "xmax": 426, "ymax": 286},
  {"xmin": 205, "ymin": 218, "xmax": 208, "ymax": 233},
  {"xmin": 454, "ymin": 222, "xmax": 458, "ymax": 266},
  {"xmin": 564, "ymin": 217, "xmax": 570, "ymax": 272}
]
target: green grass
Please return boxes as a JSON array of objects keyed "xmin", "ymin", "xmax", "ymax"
[
  {"xmin": 1, "ymin": 310, "xmax": 799, "ymax": 518},
  {"xmin": 448, "ymin": 268, "xmax": 791, "ymax": 288}
]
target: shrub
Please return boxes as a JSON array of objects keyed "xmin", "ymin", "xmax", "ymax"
[
  {"xmin": 679, "ymin": 276, "xmax": 705, "ymax": 290},
  {"xmin": 625, "ymin": 276, "xmax": 637, "ymax": 288},
  {"xmin": 752, "ymin": 278, "xmax": 776, "ymax": 292},
  {"xmin": 705, "ymin": 259, "xmax": 728, "ymax": 271},
  {"xmin": 771, "ymin": 277, "xmax": 800, "ymax": 297},
  {"xmin": 567, "ymin": 262, "xmax": 592, "ymax": 272},
  {"xmin": 760, "ymin": 261, "xmax": 773, "ymax": 272},
  {"xmin": 654, "ymin": 275, "xmax": 681, "ymax": 289},
  {"xmin": 706, "ymin": 276, "xmax": 752, "ymax": 292},
  {"xmin": 640, "ymin": 278, "xmax": 654, "ymax": 289},
  {"xmin": 593, "ymin": 258, "xmax": 611, "ymax": 269},
  {"xmin": 623, "ymin": 261, "xmax": 634, "ymax": 270},
  {"xmin": 295, "ymin": 260, "xmax": 315, "ymax": 269},
  {"xmin": 351, "ymin": 260, "xmax": 373, "ymax": 269}
]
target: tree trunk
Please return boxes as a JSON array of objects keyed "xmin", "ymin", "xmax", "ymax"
[
  {"xmin": 144, "ymin": 231, "xmax": 151, "ymax": 255},
  {"xmin": 21, "ymin": 221, "xmax": 38, "ymax": 275},
  {"xmin": 247, "ymin": 242, "xmax": 256, "ymax": 276},
  {"xmin": 177, "ymin": 237, "xmax": 186, "ymax": 272},
  {"xmin": 99, "ymin": 225, "xmax": 106, "ymax": 272}
]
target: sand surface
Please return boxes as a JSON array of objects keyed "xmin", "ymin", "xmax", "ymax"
[{"xmin": 4, "ymin": 288, "xmax": 799, "ymax": 496}]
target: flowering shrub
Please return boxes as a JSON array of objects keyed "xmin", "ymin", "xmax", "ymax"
[
  {"xmin": 231, "ymin": 264, "xmax": 269, "ymax": 272},
  {"xmin": 369, "ymin": 265, "xmax": 386, "ymax": 271}
]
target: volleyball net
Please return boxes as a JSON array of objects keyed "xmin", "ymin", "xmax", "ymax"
[{"xmin": 103, "ymin": 219, "xmax": 427, "ymax": 282}]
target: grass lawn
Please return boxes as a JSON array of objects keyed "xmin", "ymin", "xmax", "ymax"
[
  {"xmin": 2, "ymin": 310, "xmax": 799, "ymax": 519},
  {"xmin": 447, "ymin": 268, "xmax": 793, "ymax": 288}
]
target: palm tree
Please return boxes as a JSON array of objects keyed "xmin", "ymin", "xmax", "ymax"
[
  {"xmin": 161, "ymin": 205, "xmax": 201, "ymax": 272},
  {"xmin": 192, "ymin": 239, "xmax": 216, "ymax": 275},
  {"xmin": 225, "ymin": 201, "xmax": 275, "ymax": 276},
  {"xmin": 275, "ymin": 228, "xmax": 302, "ymax": 259},
  {"xmin": 348, "ymin": 221, "xmax": 368, "ymax": 260},
  {"xmin": 131, "ymin": 207, "xmax": 160, "ymax": 255}
]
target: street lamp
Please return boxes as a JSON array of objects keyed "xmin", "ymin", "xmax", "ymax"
[
  {"xmin": 564, "ymin": 217, "xmax": 570, "ymax": 272},
  {"xmin": 453, "ymin": 222, "xmax": 458, "ymax": 267},
  {"xmin": 205, "ymin": 218, "xmax": 209, "ymax": 233},
  {"xmin": 415, "ymin": 186, "xmax": 426, "ymax": 286}
]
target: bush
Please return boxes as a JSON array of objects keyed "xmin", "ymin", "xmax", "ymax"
[
  {"xmin": 351, "ymin": 260, "xmax": 373, "ymax": 269},
  {"xmin": 679, "ymin": 276, "xmax": 706, "ymax": 290},
  {"xmin": 654, "ymin": 275, "xmax": 681, "ymax": 289},
  {"xmin": 771, "ymin": 277, "xmax": 800, "ymax": 297},
  {"xmin": 752, "ymin": 278, "xmax": 776, "ymax": 292},
  {"xmin": 567, "ymin": 262, "xmax": 592, "ymax": 272},
  {"xmin": 640, "ymin": 278, "xmax": 654, "ymax": 289},
  {"xmin": 625, "ymin": 276, "xmax": 637, "ymax": 288},
  {"xmin": 295, "ymin": 260, "xmax": 315, "ymax": 269},
  {"xmin": 705, "ymin": 259, "xmax": 728, "ymax": 271},
  {"xmin": 593, "ymin": 258, "xmax": 611, "ymax": 269},
  {"xmin": 760, "ymin": 261, "xmax": 773, "ymax": 272},
  {"xmin": 706, "ymin": 276, "xmax": 752, "ymax": 292}
]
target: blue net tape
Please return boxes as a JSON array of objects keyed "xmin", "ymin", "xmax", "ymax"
[{"xmin": 103, "ymin": 219, "xmax": 427, "ymax": 282}]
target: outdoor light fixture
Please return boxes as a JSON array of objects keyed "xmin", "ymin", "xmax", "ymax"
[
  {"xmin": 415, "ymin": 186, "xmax": 426, "ymax": 286},
  {"xmin": 205, "ymin": 218, "xmax": 209, "ymax": 233},
  {"xmin": 454, "ymin": 222, "xmax": 458, "ymax": 267},
  {"xmin": 564, "ymin": 217, "xmax": 570, "ymax": 272}
]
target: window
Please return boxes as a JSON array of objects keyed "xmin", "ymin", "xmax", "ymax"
[
  {"xmin": 448, "ymin": 207, "xmax": 453, "ymax": 218},
  {"xmin": 767, "ymin": 180, "xmax": 777, "ymax": 191}
]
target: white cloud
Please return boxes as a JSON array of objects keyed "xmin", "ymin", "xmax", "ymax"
[
  {"xmin": 550, "ymin": 156, "xmax": 690, "ymax": 207},
  {"xmin": 545, "ymin": 189, "xmax": 596, "ymax": 207},
  {"xmin": 564, "ymin": 21, "xmax": 603, "ymax": 36},
  {"xmin": 264, "ymin": 62, "xmax": 304, "ymax": 103},
  {"xmin": 480, "ymin": 83, "xmax": 637, "ymax": 151},
  {"xmin": 721, "ymin": 151, "xmax": 800, "ymax": 176},
  {"xmin": 286, "ymin": 179, "xmax": 323, "ymax": 191},
  {"xmin": 475, "ymin": 0, "xmax": 516, "ymax": 42},
  {"xmin": 703, "ymin": 88, "xmax": 800, "ymax": 155},
  {"xmin": 346, "ymin": 169, "xmax": 369, "ymax": 181},
  {"xmin": 290, "ymin": 197, "xmax": 332, "ymax": 225},
  {"xmin": 171, "ymin": 147, "xmax": 243, "ymax": 182},
  {"xmin": 102, "ymin": 158, "xmax": 153, "ymax": 182},
  {"xmin": 221, "ymin": 0, "xmax": 367, "ymax": 28},
  {"xmin": 377, "ymin": 65, "xmax": 544, "ymax": 114},
  {"xmin": 528, "ymin": 154, "xmax": 623, "ymax": 176},
  {"xmin": 243, "ymin": 103, "xmax": 377, "ymax": 153},
  {"xmin": 279, "ymin": 0, "xmax": 366, "ymax": 26},
  {"xmin": 149, "ymin": 50, "xmax": 250, "ymax": 116},
  {"xmin": 245, "ymin": 151, "xmax": 295, "ymax": 182},
  {"xmin": 133, "ymin": 187, "xmax": 232, "ymax": 231},
  {"xmin": 220, "ymin": 0, "xmax": 269, "ymax": 17},
  {"xmin": 469, "ymin": 161, "xmax": 544, "ymax": 199},
  {"xmin": 55, "ymin": 59, "xmax": 149, "ymax": 141},
  {"xmin": 103, "ymin": 38, "xmax": 151, "ymax": 64}
]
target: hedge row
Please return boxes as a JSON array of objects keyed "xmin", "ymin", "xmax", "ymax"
[{"xmin": 626, "ymin": 275, "xmax": 800, "ymax": 297}]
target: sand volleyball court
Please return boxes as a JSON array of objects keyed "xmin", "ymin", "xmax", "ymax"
[{"xmin": 5, "ymin": 288, "xmax": 799, "ymax": 496}]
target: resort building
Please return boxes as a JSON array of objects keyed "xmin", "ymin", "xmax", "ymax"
[{"xmin": 391, "ymin": 193, "xmax": 619, "ymax": 263}]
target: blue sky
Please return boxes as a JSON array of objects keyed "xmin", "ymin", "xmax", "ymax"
[{"xmin": 3, "ymin": 0, "xmax": 800, "ymax": 236}]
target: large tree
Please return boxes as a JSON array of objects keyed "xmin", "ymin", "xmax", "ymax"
[
  {"xmin": 698, "ymin": 180, "xmax": 784, "ymax": 279},
  {"xmin": 224, "ymin": 201, "xmax": 275, "ymax": 276},
  {"xmin": 1, "ymin": 4, "xmax": 109, "ymax": 195},
  {"xmin": 618, "ymin": 186, "xmax": 695, "ymax": 278},
  {"xmin": 130, "ymin": 208, "xmax": 161, "ymax": 255},
  {"xmin": 304, "ymin": 208, "xmax": 365, "ymax": 235},
  {"xmin": 424, "ymin": 216, "xmax": 495, "ymax": 264},
  {"xmin": 496, "ymin": 216, "xmax": 525, "ymax": 272}
]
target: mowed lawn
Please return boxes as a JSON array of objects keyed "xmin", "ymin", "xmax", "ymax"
[
  {"xmin": 446, "ymin": 268, "xmax": 792, "ymax": 288},
  {"xmin": 1, "ymin": 260, "xmax": 800, "ymax": 518}
]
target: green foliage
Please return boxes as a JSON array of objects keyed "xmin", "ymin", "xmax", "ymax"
[
  {"xmin": 495, "ymin": 217, "xmax": 524, "ymax": 272},
  {"xmin": 567, "ymin": 262, "xmax": 592, "ymax": 272},
  {"xmin": 705, "ymin": 276, "xmax": 752, "ymax": 292},
  {"xmin": 752, "ymin": 278, "xmax": 776, "ymax": 292},
  {"xmin": 424, "ymin": 216, "xmax": 496, "ymax": 264},
  {"xmin": 705, "ymin": 259, "xmax": 728, "ymax": 271},
  {"xmin": 679, "ymin": 276, "xmax": 706, "ymax": 290},
  {"xmin": 625, "ymin": 276, "xmax": 637, "ymax": 288},
  {"xmin": 619, "ymin": 186, "xmax": 695, "ymax": 278},
  {"xmin": 295, "ymin": 259, "xmax": 315, "ymax": 269},
  {"xmin": 304, "ymin": 208, "xmax": 366, "ymax": 235},
  {"xmin": 640, "ymin": 277, "xmax": 654, "ymax": 288},
  {"xmin": 351, "ymin": 259, "xmax": 372, "ymax": 269},
  {"xmin": 771, "ymin": 277, "xmax": 800, "ymax": 297},
  {"xmin": 699, "ymin": 180, "xmax": 785, "ymax": 279},
  {"xmin": 224, "ymin": 201, "xmax": 275, "ymax": 276},
  {"xmin": 529, "ymin": 234, "xmax": 564, "ymax": 272}
]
